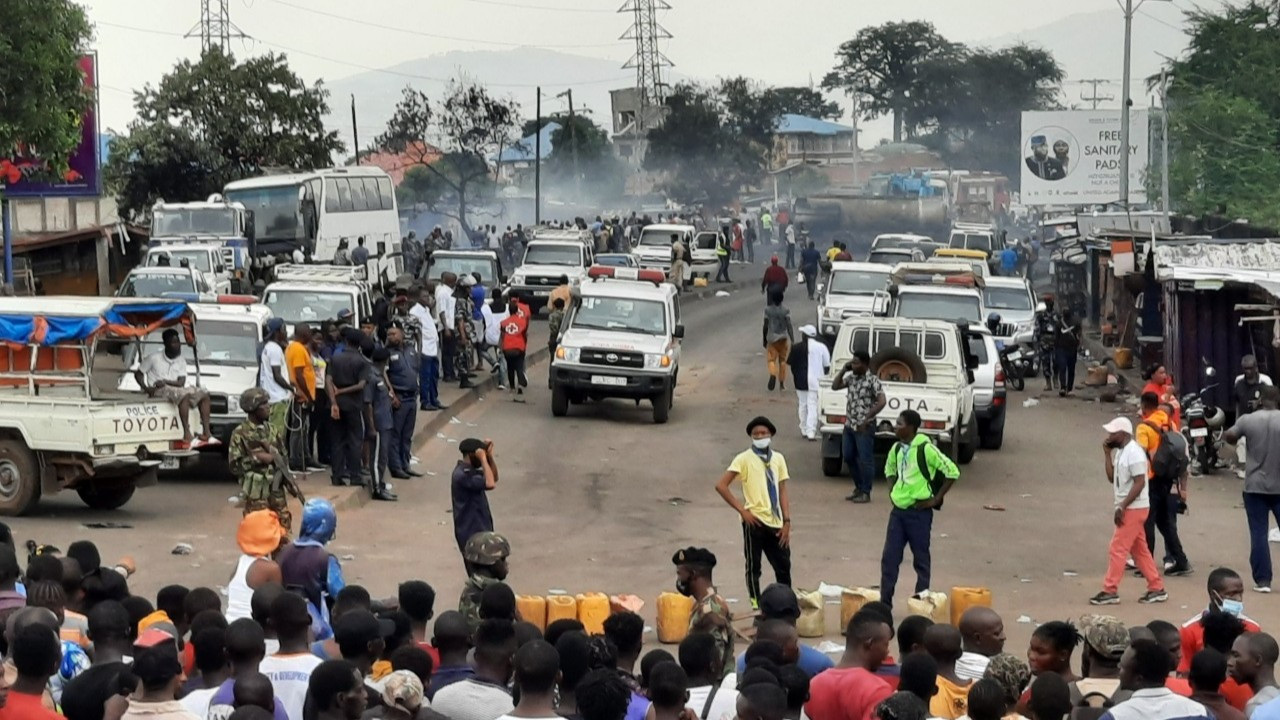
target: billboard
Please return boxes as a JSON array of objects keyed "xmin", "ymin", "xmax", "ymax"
[
  {"xmin": 2, "ymin": 54, "xmax": 101, "ymax": 198},
  {"xmin": 1019, "ymin": 110, "xmax": 1148, "ymax": 205}
]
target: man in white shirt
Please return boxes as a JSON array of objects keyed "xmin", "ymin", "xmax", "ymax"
[
  {"xmin": 259, "ymin": 592, "xmax": 322, "ymax": 720},
  {"xmin": 789, "ymin": 325, "xmax": 829, "ymax": 440},
  {"xmin": 411, "ymin": 287, "xmax": 443, "ymax": 411},
  {"xmin": 682, "ymin": 632, "xmax": 739, "ymax": 720},
  {"xmin": 435, "ymin": 273, "xmax": 459, "ymax": 383},
  {"xmin": 135, "ymin": 328, "xmax": 217, "ymax": 447},
  {"xmin": 1091, "ymin": 417, "xmax": 1168, "ymax": 606},
  {"xmin": 259, "ymin": 319, "xmax": 293, "ymax": 439},
  {"xmin": 483, "ymin": 295, "xmax": 509, "ymax": 390}
]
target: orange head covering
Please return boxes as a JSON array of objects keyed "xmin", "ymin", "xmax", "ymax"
[{"xmin": 237, "ymin": 510, "xmax": 286, "ymax": 557}]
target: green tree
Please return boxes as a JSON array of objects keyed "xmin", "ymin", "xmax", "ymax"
[
  {"xmin": 378, "ymin": 80, "xmax": 518, "ymax": 234},
  {"xmin": 0, "ymin": 0, "xmax": 93, "ymax": 185},
  {"xmin": 396, "ymin": 154, "xmax": 495, "ymax": 211},
  {"xmin": 645, "ymin": 83, "xmax": 765, "ymax": 207},
  {"xmin": 106, "ymin": 48, "xmax": 342, "ymax": 221},
  {"xmin": 768, "ymin": 87, "xmax": 842, "ymax": 120},
  {"xmin": 822, "ymin": 21, "xmax": 956, "ymax": 142}
]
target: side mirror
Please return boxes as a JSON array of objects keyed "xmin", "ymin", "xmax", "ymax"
[{"xmin": 674, "ymin": 324, "xmax": 685, "ymax": 339}]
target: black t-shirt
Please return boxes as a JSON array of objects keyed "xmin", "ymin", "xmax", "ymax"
[
  {"xmin": 1236, "ymin": 378, "xmax": 1268, "ymax": 419},
  {"xmin": 329, "ymin": 349, "xmax": 369, "ymax": 412},
  {"xmin": 61, "ymin": 661, "xmax": 131, "ymax": 720}
]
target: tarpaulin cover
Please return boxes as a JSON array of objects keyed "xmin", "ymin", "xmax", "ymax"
[{"xmin": 0, "ymin": 301, "xmax": 191, "ymax": 346}]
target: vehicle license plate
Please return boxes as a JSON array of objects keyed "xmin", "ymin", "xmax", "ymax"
[
  {"xmin": 533, "ymin": 290, "xmax": 550, "ymax": 297},
  {"xmin": 1190, "ymin": 427, "xmax": 1208, "ymax": 438},
  {"xmin": 160, "ymin": 457, "xmax": 180, "ymax": 470},
  {"xmin": 591, "ymin": 375, "xmax": 626, "ymax": 386}
]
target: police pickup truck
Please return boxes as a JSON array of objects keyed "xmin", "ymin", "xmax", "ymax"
[
  {"xmin": 550, "ymin": 266, "xmax": 683, "ymax": 424},
  {"xmin": 262, "ymin": 264, "xmax": 373, "ymax": 333},
  {"xmin": 510, "ymin": 240, "xmax": 594, "ymax": 314}
]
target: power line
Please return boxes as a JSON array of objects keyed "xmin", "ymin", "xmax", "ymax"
[
  {"xmin": 452, "ymin": 0, "xmax": 615, "ymax": 13},
  {"xmin": 1078, "ymin": 78, "xmax": 1116, "ymax": 109},
  {"xmin": 186, "ymin": 0, "xmax": 248, "ymax": 53},
  {"xmin": 259, "ymin": 0, "xmax": 624, "ymax": 49}
]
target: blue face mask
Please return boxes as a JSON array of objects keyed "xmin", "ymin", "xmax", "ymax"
[{"xmin": 1221, "ymin": 598, "xmax": 1245, "ymax": 617}]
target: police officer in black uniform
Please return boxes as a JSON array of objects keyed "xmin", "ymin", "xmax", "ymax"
[{"xmin": 385, "ymin": 319, "xmax": 422, "ymax": 480}]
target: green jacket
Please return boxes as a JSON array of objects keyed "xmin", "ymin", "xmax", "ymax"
[{"xmin": 885, "ymin": 433, "xmax": 959, "ymax": 510}]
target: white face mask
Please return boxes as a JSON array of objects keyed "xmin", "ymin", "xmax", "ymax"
[{"xmin": 752, "ymin": 437, "xmax": 772, "ymax": 450}]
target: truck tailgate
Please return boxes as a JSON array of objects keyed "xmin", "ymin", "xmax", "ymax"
[
  {"xmin": 91, "ymin": 401, "xmax": 184, "ymax": 447},
  {"xmin": 819, "ymin": 381, "xmax": 959, "ymax": 431}
]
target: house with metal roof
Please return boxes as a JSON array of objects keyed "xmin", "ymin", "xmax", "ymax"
[
  {"xmin": 774, "ymin": 114, "xmax": 854, "ymax": 168},
  {"xmin": 493, "ymin": 122, "xmax": 560, "ymax": 185}
]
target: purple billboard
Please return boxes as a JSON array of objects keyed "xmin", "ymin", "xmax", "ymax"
[{"xmin": 2, "ymin": 54, "xmax": 101, "ymax": 198}]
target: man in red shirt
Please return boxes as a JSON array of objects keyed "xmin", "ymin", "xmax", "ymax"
[
  {"xmin": 761, "ymin": 256, "xmax": 789, "ymax": 297},
  {"xmin": 805, "ymin": 609, "xmax": 894, "ymax": 720},
  {"xmin": 0, "ymin": 624, "xmax": 64, "ymax": 719},
  {"xmin": 500, "ymin": 296, "xmax": 530, "ymax": 401},
  {"xmin": 1181, "ymin": 568, "xmax": 1261, "ymax": 674}
]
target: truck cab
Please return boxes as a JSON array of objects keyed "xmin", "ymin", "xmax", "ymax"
[
  {"xmin": 262, "ymin": 264, "xmax": 372, "ymax": 332},
  {"xmin": 948, "ymin": 223, "xmax": 998, "ymax": 270},
  {"xmin": 818, "ymin": 316, "xmax": 979, "ymax": 476},
  {"xmin": 116, "ymin": 266, "xmax": 211, "ymax": 298},
  {"xmin": 150, "ymin": 197, "xmax": 258, "ymax": 289},
  {"xmin": 426, "ymin": 250, "xmax": 507, "ymax": 288},
  {"xmin": 550, "ymin": 266, "xmax": 683, "ymax": 424},
  {"xmin": 630, "ymin": 224, "xmax": 717, "ymax": 282},
  {"xmin": 817, "ymin": 262, "xmax": 891, "ymax": 342},
  {"xmin": 982, "ymin": 277, "xmax": 1036, "ymax": 345},
  {"xmin": 888, "ymin": 263, "xmax": 987, "ymax": 326},
  {"xmin": 510, "ymin": 240, "xmax": 594, "ymax": 313},
  {"xmin": 144, "ymin": 243, "xmax": 234, "ymax": 294}
]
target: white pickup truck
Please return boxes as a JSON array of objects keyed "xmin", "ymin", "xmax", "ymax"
[
  {"xmin": 630, "ymin": 224, "xmax": 718, "ymax": 282},
  {"xmin": 818, "ymin": 316, "xmax": 979, "ymax": 476},
  {"xmin": 816, "ymin": 262, "xmax": 891, "ymax": 342},
  {"xmin": 510, "ymin": 240, "xmax": 594, "ymax": 314}
]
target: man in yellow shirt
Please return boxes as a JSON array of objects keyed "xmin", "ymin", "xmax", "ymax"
[
  {"xmin": 715, "ymin": 416, "xmax": 791, "ymax": 610},
  {"xmin": 925, "ymin": 623, "xmax": 973, "ymax": 719},
  {"xmin": 284, "ymin": 324, "xmax": 318, "ymax": 472}
]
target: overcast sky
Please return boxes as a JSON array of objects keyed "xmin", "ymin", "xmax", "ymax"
[{"xmin": 83, "ymin": 0, "xmax": 1196, "ymax": 144}]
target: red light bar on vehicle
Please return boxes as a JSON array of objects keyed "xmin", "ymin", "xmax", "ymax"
[
  {"xmin": 896, "ymin": 272, "xmax": 977, "ymax": 288},
  {"xmin": 216, "ymin": 294, "xmax": 259, "ymax": 305},
  {"xmin": 587, "ymin": 265, "xmax": 666, "ymax": 285}
]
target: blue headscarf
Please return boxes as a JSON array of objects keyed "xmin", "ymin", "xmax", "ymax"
[{"xmin": 297, "ymin": 498, "xmax": 337, "ymax": 546}]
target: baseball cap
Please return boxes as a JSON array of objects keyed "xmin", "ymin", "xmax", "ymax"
[
  {"xmin": 266, "ymin": 318, "xmax": 285, "ymax": 335},
  {"xmin": 1078, "ymin": 614, "xmax": 1128, "ymax": 659},
  {"xmin": 758, "ymin": 584, "xmax": 801, "ymax": 621},
  {"xmin": 1102, "ymin": 417, "xmax": 1133, "ymax": 435},
  {"xmin": 334, "ymin": 609, "xmax": 395, "ymax": 649},
  {"xmin": 798, "ymin": 325, "xmax": 817, "ymax": 338},
  {"xmin": 337, "ymin": 308, "xmax": 354, "ymax": 321}
]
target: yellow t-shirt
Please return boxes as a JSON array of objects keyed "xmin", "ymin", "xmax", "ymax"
[
  {"xmin": 727, "ymin": 449, "xmax": 789, "ymax": 529},
  {"xmin": 930, "ymin": 675, "xmax": 972, "ymax": 720},
  {"xmin": 826, "ymin": 246, "xmax": 842, "ymax": 262},
  {"xmin": 1135, "ymin": 409, "xmax": 1170, "ymax": 479},
  {"xmin": 285, "ymin": 340, "xmax": 316, "ymax": 399}
]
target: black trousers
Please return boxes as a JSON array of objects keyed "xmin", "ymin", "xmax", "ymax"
[
  {"xmin": 1145, "ymin": 478, "xmax": 1189, "ymax": 568},
  {"xmin": 742, "ymin": 521, "xmax": 791, "ymax": 605},
  {"xmin": 310, "ymin": 393, "xmax": 332, "ymax": 465},
  {"xmin": 504, "ymin": 350, "xmax": 528, "ymax": 389},
  {"xmin": 716, "ymin": 255, "xmax": 731, "ymax": 282},
  {"xmin": 286, "ymin": 400, "xmax": 312, "ymax": 471},
  {"xmin": 331, "ymin": 402, "xmax": 364, "ymax": 485}
]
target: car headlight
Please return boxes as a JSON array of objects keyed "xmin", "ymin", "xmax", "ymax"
[
  {"xmin": 822, "ymin": 307, "xmax": 842, "ymax": 319},
  {"xmin": 556, "ymin": 346, "xmax": 580, "ymax": 363},
  {"xmin": 644, "ymin": 352, "xmax": 673, "ymax": 370}
]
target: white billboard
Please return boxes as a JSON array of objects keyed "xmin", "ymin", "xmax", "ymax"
[{"xmin": 1020, "ymin": 110, "xmax": 1148, "ymax": 205}]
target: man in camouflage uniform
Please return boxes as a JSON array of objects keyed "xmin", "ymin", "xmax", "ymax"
[
  {"xmin": 455, "ymin": 275, "xmax": 478, "ymax": 389},
  {"xmin": 230, "ymin": 388, "xmax": 293, "ymax": 531},
  {"xmin": 673, "ymin": 546, "xmax": 733, "ymax": 677},
  {"xmin": 458, "ymin": 530, "xmax": 510, "ymax": 633}
]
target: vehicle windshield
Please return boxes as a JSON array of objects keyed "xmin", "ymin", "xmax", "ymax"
[
  {"xmin": 828, "ymin": 270, "xmax": 889, "ymax": 295},
  {"xmin": 951, "ymin": 233, "xmax": 995, "ymax": 255},
  {"xmin": 595, "ymin": 255, "xmax": 634, "ymax": 267},
  {"xmin": 224, "ymin": 184, "xmax": 301, "ymax": 242},
  {"xmin": 874, "ymin": 236, "xmax": 924, "ymax": 250},
  {"xmin": 931, "ymin": 258, "xmax": 986, "ymax": 276},
  {"xmin": 867, "ymin": 250, "xmax": 911, "ymax": 266},
  {"xmin": 638, "ymin": 229, "xmax": 678, "ymax": 247},
  {"xmin": 572, "ymin": 297, "xmax": 667, "ymax": 335},
  {"xmin": 896, "ymin": 293, "xmax": 983, "ymax": 324},
  {"xmin": 983, "ymin": 287, "xmax": 1033, "ymax": 312},
  {"xmin": 117, "ymin": 273, "xmax": 197, "ymax": 298},
  {"xmin": 523, "ymin": 245, "xmax": 582, "ymax": 266},
  {"xmin": 265, "ymin": 289, "xmax": 354, "ymax": 324},
  {"xmin": 432, "ymin": 256, "xmax": 497, "ymax": 284},
  {"xmin": 146, "ymin": 250, "xmax": 212, "ymax": 273},
  {"xmin": 152, "ymin": 208, "xmax": 237, "ymax": 237},
  {"xmin": 127, "ymin": 319, "xmax": 260, "ymax": 369}
]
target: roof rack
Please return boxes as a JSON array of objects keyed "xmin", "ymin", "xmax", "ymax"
[
  {"xmin": 890, "ymin": 262, "xmax": 985, "ymax": 289},
  {"xmin": 272, "ymin": 264, "xmax": 368, "ymax": 283}
]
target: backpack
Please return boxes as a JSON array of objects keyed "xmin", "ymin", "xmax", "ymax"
[
  {"xmin": 914, "ymin": 441, "xmax": 946, "ymax": 511},
  {"xmin": 1142, "ymin": 420, "xmax": 1190, "ymax": 481},
  {"xmin": 1068, "ymin": 683, "xmax": 1131, "ymax": 720}
]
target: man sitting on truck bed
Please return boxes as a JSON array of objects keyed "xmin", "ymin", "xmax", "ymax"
[{"xmin": 135, "ymin": 328, "xmax": 218, "ymax": 448}]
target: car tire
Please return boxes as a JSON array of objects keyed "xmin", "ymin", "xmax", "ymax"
[
  {"xmin": 980, "ymin": 424, "xmax": 1005, "ymax": 450},
  {"xmin": 551, "ymin": 383, "xmax": 569, "ymax": 417},
  {"xmin": 76, "ymin": 483, "xmax": 137, "ymax": 511},
  {"xmin": 958, "ymin": 420, "xmax": 978, "ymax": 464},
  {"xmin": 653, "ymin": 388, "xmax": 671, "ymax": 424},
  {"xmin": 0, "ymin": 439, "xmax": 40, "ymax": 516},
  {"xmin": 822, "ymin": 456, "xmax": 843, "ymax": 477},
  {"xmin": 870, "ymin": 347, "xmax": 928, "ymax": 384}
]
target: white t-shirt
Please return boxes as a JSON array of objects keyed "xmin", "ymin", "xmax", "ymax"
[
  {"xmin": 687, "ymin": 685, "xmax": 739, "ymax": 720},
  {"xmin": 259, "ymin": 342, "xmax": 291, "ymax": 403},
  {"xmin": 259, "ymin": 652, "xmax": 323, "ymax": 720},
  {"xmin": 435, "ymin": 285, "xmax": 457, "ymax": 331},
  {"xmin": 1112, "ymin": 439, "xmax": 1150, "ymax": 509},
  {"xmin": 786, "ymin": 226, "xmax": 796, "ymax": 245},
  {"xmin": 140, "ymin": 351, "xmax": 187, "ymax": 386},
  {"xmin": 179, "ymin": 686, "xmax": 216, "ymax": 717},
  {"xmin": 485, "ymin": 308, "xmax": 509, "ymax": 347},
  {"xmin": 410, "ymin": 303, "xmax": 439, "ymax": 357},
  {"xmin": 805, "ymin": 338, "xmax": 831, "ymax": 390},
  {"xmin": 956, "ymin": 651, "xmax": 990, "ymax": 682},
  {"xmin": 432, "ymin": 678, "xmax": 514, "ymax": 720}
]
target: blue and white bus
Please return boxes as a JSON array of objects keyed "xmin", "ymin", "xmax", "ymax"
[{"xmin": 222, "ymin": 166, "xmax": 403, "ymax": 285}]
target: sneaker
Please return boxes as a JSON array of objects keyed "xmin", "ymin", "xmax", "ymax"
[
  {"xmin": 1255, "ymin": 585, "xmax": 1273, "ymax": 594},
  {"xmin": 1166, "ymin": 565, "xmax": 1194, "ymax": 577},
  {"xmin": 1089, "ymin": 592, "xmax": 1120, "ymax": 605},
  {"xmin": 306, "ymin": 463, "xmax": 327, "ymax": 472},
  {"xmin": 1139, "ymin": 589, "xmax": 1169, "ymax": 604},
  {"xmin": 768, "ymin": 376, "xmax": 777, "ymax": 391},
  {"xmin": 1125, "ymin": 557, "xmax": 1136, "ymax": 570},
  {"xmin": 851, "ymin": 492, "xmax": 871, "ymax": 504},
  {"xmin": 497, "ymin": 384, "xmax": 507, "ymax": 390}
]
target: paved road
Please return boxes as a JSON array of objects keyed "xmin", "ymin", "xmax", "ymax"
[{"xmin": 9, "ymin": 278, "xmax": 1273, "ymax": 658}]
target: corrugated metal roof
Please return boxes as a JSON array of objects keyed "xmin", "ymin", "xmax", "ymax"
[
  {"xmin": 1153, "ymin": 240, "xmax": 1280, "ymax": 275},
  {"xmin": 775, "ymin": 114, "xmax": 851, "ymax": 136},
  {"xmin": 494, "ymin": 122, "xmax": 561, "ymax": 164}
]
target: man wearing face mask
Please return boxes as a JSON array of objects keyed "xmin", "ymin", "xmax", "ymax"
[
  {"xmin": 715, "ymin": 416, "xmax": 792, "ymax": 611},
  {"xmin": 136, "ymin": 328, "xmax": 218, "ymax": 447},
  {"xmin": 1178, "ymin": 568, "xmax": 1262, "ymax": 674},
  {"xmin": 451, "ymin": 438, "xmax": 500, "ymax": 561},
  {"xmin": 673, "ymin": 547, "xmax": 734, "ymax": 677}
]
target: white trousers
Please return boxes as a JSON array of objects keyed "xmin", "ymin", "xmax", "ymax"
[{"xmin": 796, "ymin": 390, "xmax": 819, "ymax": 439}]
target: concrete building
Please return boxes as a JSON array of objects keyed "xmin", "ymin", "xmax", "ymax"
[
  {"xmin": 774, "ymin": 114, "xmax": 856, "ymax": 168},
  {"xmin": 493, "ymin": 122, "xmax": 559, "ymax": 186}
]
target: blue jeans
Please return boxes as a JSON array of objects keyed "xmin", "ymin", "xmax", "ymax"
[
  {"xmin": 1244, "ymin": 492, "xmax": 1280, "ymax": 585},
  {"xmin": 843, "ymin": 426, "xmax": 875, "ymax": 496},
  {"xmin": 880, "ymin": 506, "xmax": 934, "ymax": 609},
  {"xmin": 420, "ymin": 356, "xmax": 440, "ymax": 407}
]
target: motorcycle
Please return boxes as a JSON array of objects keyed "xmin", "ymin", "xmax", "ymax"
[
  {"xmin": 1181, "ymin": 366, "xmax": 1227, "ymax": 474},
  {"xmin": 997, "ymin": 343, "xmax": 1030, "ymax": 391}
]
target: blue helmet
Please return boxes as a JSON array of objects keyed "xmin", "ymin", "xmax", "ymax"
[
  {"xmin": 299, "ymin": 498, "xmax": 337, "ymax": 544},
  {"xmin": 987, "ymin": 312, "xmax": 1002, "ymax": 325}
]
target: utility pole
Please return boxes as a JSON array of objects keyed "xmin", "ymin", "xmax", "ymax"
[
  {"xmin": 351, "ymin": 95, "xmax": 360, "ymax": 165},
  {"xmin": 535, "ymin": 87, "xmax": 542, "ymax": 225},
  {"xmin": 1119, "ymin": 0, "xmax": 1135, "ymax": 207},
  {"xmin": 1159, "ymin": 71, "xmax": 1171, "ymax": 220},
  {"xmin": 558, "ymin": 90, "xmax": 581, "ymax": 198},
  {"xmin": 185, "ymin": 0, "xmax": 246, "ymax": 54},
  {"xmin": 1079, "ymin": 78, "xmax": 1115, "ymax": 109},
  {"xmin": 850, "ymin": 90, "xmax": 860, "ymax": 189}
]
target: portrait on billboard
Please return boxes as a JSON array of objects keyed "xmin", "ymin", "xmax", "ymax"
[{"xmin": 1023, "ymin": 127, "xmax": 1077, "ymax": 182}]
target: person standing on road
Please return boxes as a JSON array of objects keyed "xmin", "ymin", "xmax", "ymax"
[
  {"xmin": 1234, "ymin": 356, "xmax": 1275, "ymax": 480},
  {"xmin": 260, "ymin": 319, "xmax": 293, "ymax": 441},
  {"xmin": 672, "ymin": 547, "xmax": 734, "ymax": 676},
  {"xmin": 500, "ymin": 297, "xmax": 530, "ymax": 401},
  {"xmin": 285, "ymin": 324, "xmax": 318, "ymax": 473},
  {"xmin": 715, "ymin": 416, "xmax": 792, "ymax": 610},
  {"xmin": 230, "ymin": 388, "xmax": 291, "ymax": 531},
  {"xmin": 716, "ymin": 230, "xmax": 733, "ymax": 283},
  {"xmin": 364, "ymin": 346, "xmax": 399, "ymax": 502},
  {"xmin": 1135, "ymin": 393, "xmax": 1192, "ymax": 577},
  {"xmin": 784, "ymin": 225, "xmax": 797, "ymax": 269},
  {"xmin": 763, "ymin": 290, "xmax": 793, "ymax": 392},
  {"xmin": 384, "ymin": 321, "xmax": 421, "ymax": 481},
  {"xmin": 880, "ymin": 410, "xmax": 959, "ymax": 610},
  {"xmin": 435, "ymin": 273, "xmax": 459, "ymax": 384},
  {"xmin": 745, "ymin": 220, "xmax": 757, "ymax": 264},
  {"xmin": 1033, "ymin": 297, "xmax": 1060, "ymax": 393},
  {"xmin": 1056, "ymin": 310, "xmax": 1080, "ymax": 397},
  {"xmin": 669, "ymin": 234, "xmax": 687, "ymax": 290},
  {"xmin": 762, "ymin": 256, "xmax": 789, "ymax": 298},
  {"xmin": 1225, "ymin": 386, "xmax": 1280, "ymax": 594},
  {"xmin": 452, "ymin": 439, "xmax": 499, "ymax": 558},
  {"xmin": 327, "ymin": 329, "xmax": 368, "ymax": 489},
  {"xmin": 800, "ymin": 242, "xmax": 821, "ymax": 301},
  {"xmin": 833, "ymin": 351, "xmax": 887, "ymax": 504},
  {"xmin": 410, "ymin": 287, "xmax": 443, "ymax": 412},
  {"xmin": 1091, "ymin": 417, "xmax": 1168, "ymax": 606},
  {"xmin": 454, "ymin": 276, "xmax": 478, "ymax": 389},
  {"xmin": 761, "ymin": 208, "xmax": 774, "ymax": 246},
  {"xmin": 788, "ymin": 326, "xmax": 830, "ymax": 441}
]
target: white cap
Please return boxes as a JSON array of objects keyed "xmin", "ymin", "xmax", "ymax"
[
  {"xmin": 799, "ymin": 324, "xmax": 818, "ymax": 338},
  {"xmin": 1102, "ymin": 417, "xmax": 1133, "ymax": 435}
]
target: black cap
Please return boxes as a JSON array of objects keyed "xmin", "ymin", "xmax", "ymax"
[
  {"xmin": 758, "ymin": 584, "xmax": 801, "ymax": 621},
  {"xmin": 334, "ymin": 609, "xmax": 394, "ymax": 648},
  {"xmin": 672, "ymin": 547, "xmax": 716, "ymax": 568},
  {"xmin": 746, "ymin": 416, "xmax": 777, "ymax": 436}
]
